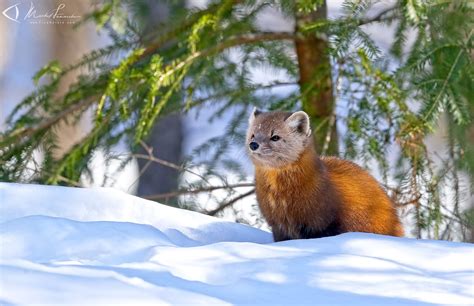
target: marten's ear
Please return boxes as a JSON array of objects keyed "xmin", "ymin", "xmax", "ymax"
[
  {"xmin": 249, "ymin": 107, "xmax": 262, "ymax": 124},
  {"xmin": 285, "ymin": 111, "xmax": 311, "ymax": 137}
]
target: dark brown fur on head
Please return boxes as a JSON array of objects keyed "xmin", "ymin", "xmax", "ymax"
[{"xmin": 246, "ymin": 108, "xmax": 313, "ymax": 168}]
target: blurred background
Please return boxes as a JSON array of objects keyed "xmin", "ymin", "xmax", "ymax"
[{"xmin": 1, "ymin": 0, "xmax": 472, "ymax": 241}]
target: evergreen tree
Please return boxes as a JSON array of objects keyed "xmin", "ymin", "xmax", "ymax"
[{"xmin": 0, "ymin": 0, "xmax": 472, "ymax": 241}]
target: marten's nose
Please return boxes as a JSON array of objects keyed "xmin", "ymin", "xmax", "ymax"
[{"xmin": 249, "ymin": 142, "xmax": 259, "ymax": 151}]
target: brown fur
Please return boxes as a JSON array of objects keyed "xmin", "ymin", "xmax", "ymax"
[{"xmin": 247, "ymin": 109, "xmax": 403, "ymax": 241}]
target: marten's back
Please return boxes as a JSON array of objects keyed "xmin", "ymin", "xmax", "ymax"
[{"xmin": 322, "ymin": 157, "xmax": 404, "ymax": 237}]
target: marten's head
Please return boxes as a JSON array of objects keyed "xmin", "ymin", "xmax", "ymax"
[{"xmin": 247, "ymin": 108, "xmax": 312, "ymax": 168}]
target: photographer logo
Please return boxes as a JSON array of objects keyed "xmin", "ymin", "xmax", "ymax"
[{"xmin": 2, "ymin": 2, "xmax": 81, "ymax": 24}]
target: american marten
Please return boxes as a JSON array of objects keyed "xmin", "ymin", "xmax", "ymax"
[{"xmin": 247, "ymin": 108, "xmax": 404, "ymax": 242}]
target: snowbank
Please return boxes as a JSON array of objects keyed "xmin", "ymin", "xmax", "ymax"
[{"xmin": 1, "ymin": 183, "xmax": 473, "ymax": 305}]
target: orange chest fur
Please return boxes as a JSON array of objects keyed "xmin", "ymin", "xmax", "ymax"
[{"xmin": 255, "ymin": 163, "xmax": 319, "ymax": 225}]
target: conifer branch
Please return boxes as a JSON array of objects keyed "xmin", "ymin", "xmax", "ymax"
[
  {"xmin": 1, "ymin": 95, "xmax": 97, "ymax": 145},
  {"xmin": 139, "ymin": 0, "xmax": 238, "ymax": 59},
  {"xmin": 423, "ymin": 29, "xmax": 473, "ymax": 123},
  {"xmin": 1, "ymin": 32, "xmax": 294, "ymax": 147}
]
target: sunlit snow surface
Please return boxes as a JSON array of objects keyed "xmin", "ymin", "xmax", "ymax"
[{"xmin": 1, "ymin": 183, "xmax": 473, "ymax": 305}]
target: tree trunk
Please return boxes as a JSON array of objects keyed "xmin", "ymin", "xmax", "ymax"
[
  {"xmin": 294, "ymin": 1, "xmax": 338, "ymax": 155},
  {"xmin": 0, "ymin": 13, "xmax": 10, "ymax": 130},
  {"xmin": 49, "ymin": 1, "xmax": 93, "ymax": 159},
  {"xmin": 136, "ymin": 1, "xmax": 184, "ymax": 204},
  {"xmin": 136, "ymin": 114, "xmax": 183, "ymax": 201}
]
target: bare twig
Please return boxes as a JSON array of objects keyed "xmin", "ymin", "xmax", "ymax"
[
  {"xmin": 132, "ymin": 153, "xmax": 210, "ymax": 182},
  {"xmin": 321, "ymin": 62, "xmax": 343, "ymax": 156},
  {"xmin": 321, "ymin": 112, "xmax": 337, "ymax": 156},
  {"xmin": 143, "ymin": 182, "xmax": 254, "ymax": 200},
  {"xmin": 448, "ymin": 128, "xmax": 461, "ymax": 220},
  {"xmin": 206, "ymin": 188, "xmax": 255, "ymax": 216},
  {"xmin": 358, "ymin": 6, "xmax": 398, "ymax": 26},
  {"xmin": 127, "ymin": 158, "xmax": 153, "ymax": 193},
  {"xmin": 395, "ymin": 194, "xmax": 423, "ymax": 207},
  {"xmin": 133, "ymin": 140, "xmax": 210, "ymax": 184}
]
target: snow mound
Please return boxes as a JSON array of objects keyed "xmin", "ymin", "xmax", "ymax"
[{"xmin": 1, "ymin": 183, "xmax": 473, "ymax": 305}]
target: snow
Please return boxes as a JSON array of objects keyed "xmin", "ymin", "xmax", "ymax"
[{"xmin": 1, "ymin": 183, "xmax": 473, "ymax": 306}]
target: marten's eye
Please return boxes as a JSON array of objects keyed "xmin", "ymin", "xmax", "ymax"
[
  {"xmin": 270, "ymin": 135, "xmax": 280, "ymax": 141},
  {"xmin": 251, "ymin": 134, "xmax": 255, "ymax": 139}
]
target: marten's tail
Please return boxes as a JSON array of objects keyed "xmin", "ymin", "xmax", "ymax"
[{"xmin": 393, "ymin": 223, "xmax": 404, "ymax": 237}]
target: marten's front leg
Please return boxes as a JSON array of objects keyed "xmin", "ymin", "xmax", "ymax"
[
  {"xmin": 298, "ymin": 222, "xmax": 341, "ymax": 239},
  {"xmin": 272, "ymin": 226, "xmax": 292, "ymax": 242}
]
